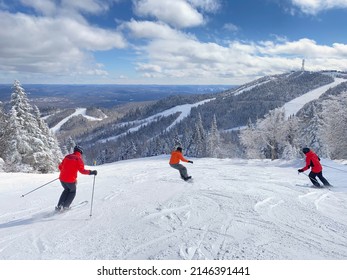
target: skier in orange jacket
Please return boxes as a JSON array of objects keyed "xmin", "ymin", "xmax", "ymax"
[{"xmin": 169, "ymin": 147, "xmax": 193, "ymax": 181}]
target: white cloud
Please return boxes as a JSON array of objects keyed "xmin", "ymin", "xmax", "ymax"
[
  {"xmin": 291, "ymin": 0, "xmax": 347, "ymax": 14},
  {"xmin": 19, "ymin": 0, "xmax": 57, "ymax": 15},
  {"xmin": 20, "ymin": 0, "xmax": 113, "ymax": 16},
  {"xmin": 60, "ymin": 0, "xmax": 110, "ymax": 14},
  {"xmin": 123, "ymin": 19, "xmax": 191, "ymax": 40},
  {"xmin": 187, "ymin": 0, "xmax": 221, "ymax": 13},
  {"xmin": 258, "ymin": 38, "xmax": 347, "ymax": 58},
  {"xmin": 133, "ymin": 0, "xmax": 204, "ymax": 28},
  {"xmin": 223, "ymin": 23, "xmax": 239, "ymax": 32},
  {"xmin": 126, "ymin": 21, "xmax": 347, "ymax": 84},
  {"xmin": 0, "ymin": 11, "xmax": 126, "ymax": 78},
  {"xmin": 2, "ymin": 0, "xmax": 347, "ymax": 84}
]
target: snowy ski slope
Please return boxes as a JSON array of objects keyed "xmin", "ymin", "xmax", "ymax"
[{"xmin": 1, "ymin": 156, "xmax": 347, "ymax": 260}]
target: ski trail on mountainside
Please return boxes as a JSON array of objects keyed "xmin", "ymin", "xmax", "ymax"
[{"xmin": 283, "ymin": 78, "xmax": 346, "ymax": 118}]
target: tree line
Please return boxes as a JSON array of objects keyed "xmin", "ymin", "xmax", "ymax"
[{"xmin": 1, "ymin": 75, "xmax": 346, "ymax": 173}]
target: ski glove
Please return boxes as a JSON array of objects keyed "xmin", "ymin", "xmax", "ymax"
[
  {"xmin": 298, "ymin": 169, "xmax": 304, "ymax": 173},
  {"xmin": 188, "ymin": 161, "xmax": 193, "ymax": 164},
  {"xmin": 90, "ymin": 170, "xmax": 98, "ymax": 176}
]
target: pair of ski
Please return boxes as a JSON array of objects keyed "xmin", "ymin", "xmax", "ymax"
[
  {"xmin": 49, "ymin": 200, "xmax": 88, "ymax": 216},
  {"xmin": 296, "ymin": 184, "xmax": 332, "ymax": 190}
]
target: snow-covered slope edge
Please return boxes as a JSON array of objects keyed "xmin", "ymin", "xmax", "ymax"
[{"xmin": 1, "ymin": 156, "xmax": 347, "ymax": 260}]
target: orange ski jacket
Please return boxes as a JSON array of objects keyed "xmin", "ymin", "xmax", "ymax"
[{"xmin": 169, "ymin": 150, "xmax": 189, "ymax": 165}]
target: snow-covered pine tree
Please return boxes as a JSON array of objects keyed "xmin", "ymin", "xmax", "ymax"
[
  {"xmin": 259, "ymin": 108, "xmax": 288, "ymax": 160},
  {"xmin": 299, "ymin": 102, "xmax": 328, "ymax": 157},
  {"xmin": 321, "ymin": 93, "xmax": 347, "ymax": 159},
  {"xmin": 0, "ymin": 102, "xmax": 7, "ymax": 159},
  {"xmin": 127, "ymin": 140, "xmax": 137, "ymax": 159},
  {"xmin": 240, "ymin": 108, "xmax": 297, "ymax": 160},
  {"xmin": 150, "ymin": 137, "xmax": 162, "ymax": 156},
  {"xmin": 0, "ymin": 109, "xmax": 3, "ymax": 163},
  {"xmin": 66, "ymin": 136, "xmax": 76, "ymax": 154},
  {"xmin": 239, "ymin": 118, "xmax": 265, "ymax": 159},
  {"xmin": 190, "ymin": 113, "xmax": 206, "ymax": 157},
  {"xmin": 281, "ymin": 115, "xmax": 301, "ymax": 159},
  {"xmin": 207, "ymin": 114, "xmax": 221, "ymax": 158},
  {"xmin": 173, "ymin": 132, "xmax": 182, "ymax": 149},
  {"xmin": 4, "ymin": 80, "xmax": 62, "ymax": 173},
  {"xmin": 7, "ymin": 109, "xmax": 28, "ymax": 171},
  {"xmin": 33, "ymin": 104, "xmax": 63, "ymax": 163},
  {"xmin": 180, "ymin": 122, "xmax": 194, "ymax": 155}
]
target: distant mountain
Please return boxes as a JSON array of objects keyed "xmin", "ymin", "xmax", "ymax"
[
  {"xmin": 0, "ymin": 84, "xmax": 234, "ymax": 109},
  {"xmin": 3, "ymin": 70, "xmax": 346, "ymax": 165},
  {"xmin": 39, "ymin": 70, "xmax": 346, "ymax": 164}
]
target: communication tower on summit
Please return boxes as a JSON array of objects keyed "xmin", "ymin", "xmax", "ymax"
[{"xmin": 301, "ymin": 59, "xmax": 305, "ymax": 71}]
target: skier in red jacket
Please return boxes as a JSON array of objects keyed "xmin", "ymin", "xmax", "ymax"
[
  {"xmin": 298, "ymin": 147, "xmax": 331, "ymax": 187},
  {"xmin": 56, "ymin": 145, "xmax": 97, "ymax": 211}
]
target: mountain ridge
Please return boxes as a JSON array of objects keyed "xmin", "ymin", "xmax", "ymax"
[{"xmin": 41, "ymin": 70, "xmax": 347, "ymax": 164}]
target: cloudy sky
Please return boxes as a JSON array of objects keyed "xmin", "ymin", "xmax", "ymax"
[{"xmin": 1, "ymin": 0, "xmax": 347, "ymax": 85}]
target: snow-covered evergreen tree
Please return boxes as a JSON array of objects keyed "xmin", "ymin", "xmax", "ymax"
[
  {"xmin": 240, "ymin": 108, "xmax": 300, "ymax": 160},
  {"xmin": 190, "ymin": 113, "xmax": 206, "ymax": 157},
  {"xmin": 173, "ymin": 133, "xmax": 182, "ymax": 149},
  {"xmin": 127, "ymin": 140, "xmax": 137, "ymax": 159},
  {"xmin": 66, "ymin": 137, "xmax": 76, "ymax": 154},
  {"xmin": 33, "ymin": 105, "xmax": 63, "ymax": 163},
  {"xmin": 240, "ymin": 118, "xmax": 265, "ymax": 159},
  {"xmin": 299, "ymin": 103, "xmax": 328, "ymax": 157},
  {"xmin": 321, "ymin": 93, "xmax": 347, "ymax": 159},
  {"xmin": 0, "ymin": 102, "xmax": 8, "ymax": 162},
  {"xmin": 151, "ymin": 137, "xmax": 163, "ymax": 156},
  {"xmin": 207, "ymin": 114, "xmax": 221, "ymax": 158},
  {"xmin": 4, "ymin": 80, "xmax": 62, "ymax": 173},
  {"xmin": 281, "ymin": 115, "xmax": 301, "ymax": 159},
  {"xmin": 260, "ymin": 108, "xmax": 288, "ymax": 160},
  {"xmin": 5, "ymin": 106, "xmax": 31, "ymax": 171}
]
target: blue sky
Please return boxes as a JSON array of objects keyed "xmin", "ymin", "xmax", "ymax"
[{"xmin": 1, "ymin": 0, "xmax": 347, "ymax": 85}]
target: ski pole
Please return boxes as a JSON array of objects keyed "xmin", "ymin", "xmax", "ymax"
[
  {"xmin": 21, "ymin": 178, "xmax": 59, "ymax": 197},
  {"xmin": 321, "ymin": 164, "xmax": 347, "ymax": 173},
  {"xmin": 298, "ymin": 172, "xmax": 320, "ymax": 184},
  {"xmin": 89, "ymin": 175, "xmax": 96, "ymax": 217}
]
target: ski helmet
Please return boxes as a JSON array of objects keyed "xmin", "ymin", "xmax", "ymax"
[
  {"xmin": 177, "ymin": 147, "xmax": 183, "ymax": 152},
  {"xmin": 74, "ymin": 145, "xmax": 84, "ymax": 154},
  {"xmin": 302, "ymin": 147, "xmax": 310, "ymax": 154}
]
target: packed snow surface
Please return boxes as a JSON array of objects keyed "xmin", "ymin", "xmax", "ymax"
[{"xmin": 1, "ymin": 156, "xmax": 347, "ymax": 260}]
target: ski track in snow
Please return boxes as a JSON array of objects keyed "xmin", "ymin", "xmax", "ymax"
[{"xmin": 1, "ymin": 157, "xmax": 347, "ymax": 260}]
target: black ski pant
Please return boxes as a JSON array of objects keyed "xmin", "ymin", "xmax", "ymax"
[
  {"xmin": 309, "ymin": 171, "xmax": 331, "ymax": 187},
  {"xmin": 57, "ymin": 181, "xmax": 77, "ymax": 208},
  {"xmin": 170, "ymin": 163, "xmax": 188, "ymax": 179}
]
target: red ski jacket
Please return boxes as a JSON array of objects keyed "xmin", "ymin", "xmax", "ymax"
[
  {"xmin": 302, "ymin": 150, "xmax": 322, "ymax": 173},
  {"xmin": 59, "ymin": 151, "xmax": 90, "ymax": 183}
]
